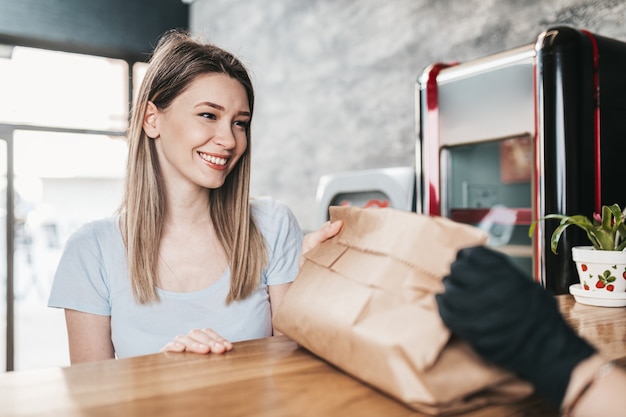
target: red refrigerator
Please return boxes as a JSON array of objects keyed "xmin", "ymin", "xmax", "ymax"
[{"xmin": 418, "ymin": 26, "xmax": 626, "ymax": 294}]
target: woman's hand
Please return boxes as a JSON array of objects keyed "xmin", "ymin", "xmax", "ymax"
[
  {"xmin": 161, "ymin": 327, "xmax": 233, "ymax": 354},
  {"xmin": 300, "ymin": 220, "xmax": 343, "ymax": 268}
]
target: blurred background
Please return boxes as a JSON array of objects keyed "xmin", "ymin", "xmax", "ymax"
[{"xmin": 1, "ymin": 0, "xmax": 625, "ymax": 371}]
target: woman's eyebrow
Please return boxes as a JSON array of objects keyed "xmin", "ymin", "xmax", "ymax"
[{"xmin": 197, "ymin": 101, "xmax": 251, "ymax": 117}]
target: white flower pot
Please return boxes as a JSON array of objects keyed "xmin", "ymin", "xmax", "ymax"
[{"xmin": 571, "ymin": 246, "xmax": 626, "ymax": 293}]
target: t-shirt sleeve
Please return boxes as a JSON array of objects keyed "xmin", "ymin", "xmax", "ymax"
[
  {"xmin": 253, "ymin": 198, "xmax": 304, "ymax": 286},
  {"xmin": 47, "ymin": 222, "xmax": 112, "ymax": 316}
]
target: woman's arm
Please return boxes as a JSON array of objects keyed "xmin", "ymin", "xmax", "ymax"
[
  {"xmin": 269, "ymin": 282, "xmax": 291, "ymax": 336},
  {"xmin": 269, "ymin": 220, "xmax": 342, "ymax": 335},
  {"xmin": 64, "ymin": 309, "xmax": 115, "ymax": 364}
]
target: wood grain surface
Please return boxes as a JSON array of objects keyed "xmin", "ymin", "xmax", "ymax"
[{"xmin": 0, "ymin": 295, "xmax": 623, "ymax": 417}]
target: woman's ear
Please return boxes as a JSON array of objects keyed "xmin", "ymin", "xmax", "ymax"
[{"xmin": 143, "ymin": 101, "xmax": 160, "ymax": 139}]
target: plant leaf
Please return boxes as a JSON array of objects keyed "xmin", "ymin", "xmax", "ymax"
[{"xmin": 528, "ymin": 214, "xmax": 568, "ymax": 238}]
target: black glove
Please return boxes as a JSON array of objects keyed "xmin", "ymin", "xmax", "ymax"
[{"xmin": 435, "ymin": 246, "xmax": 596, "ymax": 407}]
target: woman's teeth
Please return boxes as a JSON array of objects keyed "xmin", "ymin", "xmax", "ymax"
[{"xmin": 200, "ymin": 153, "xmax": 227, "ymax": 165}]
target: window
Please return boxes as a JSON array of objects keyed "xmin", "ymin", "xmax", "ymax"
[
  {"xmin": 0, "ymin": 46, "xmax": 129, "ymax": 131},
  {"xmin": 1, "ymin": 46, "xmax": 133, "ymax": 371}
]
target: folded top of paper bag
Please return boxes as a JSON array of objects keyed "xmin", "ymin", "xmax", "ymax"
[{"xmin": 328, "ymin": 206, "xmax": 489, "ymax": 278}]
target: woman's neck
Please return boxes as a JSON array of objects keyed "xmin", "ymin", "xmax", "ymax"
[{"xmin": 163, "ymin": 186, "xmax": 212, "ymax": 229}]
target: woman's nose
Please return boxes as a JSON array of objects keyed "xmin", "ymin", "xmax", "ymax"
[{"xmin": 214, "ymin": 121, "xmax": 236, "ymax": 149}]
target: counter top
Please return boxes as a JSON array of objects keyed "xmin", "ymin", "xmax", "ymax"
[{"xmin": 1, "ymin": 295, "xmax": 624, "ymax": 417}]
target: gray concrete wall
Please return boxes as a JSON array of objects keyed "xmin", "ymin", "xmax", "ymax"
[{"xmin": 189, "ymin": 0, "xmax": 626, "ymax": 231}]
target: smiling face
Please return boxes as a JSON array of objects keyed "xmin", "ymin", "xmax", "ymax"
[{"xmin": 143, "ymin": 72, "xmax": 251, "ymax": 193}]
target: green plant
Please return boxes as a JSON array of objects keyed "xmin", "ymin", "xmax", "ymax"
[{"xmin": 528, "ymin": 203, "xmax": 626, "ymax": 254}]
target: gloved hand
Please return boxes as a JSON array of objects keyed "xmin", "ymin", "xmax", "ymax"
[{"xmin": 435, "ymin": 246, "xmax": 596, "ymax": 407}]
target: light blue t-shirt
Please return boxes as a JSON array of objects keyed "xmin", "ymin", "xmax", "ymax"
[{"xmin": 48, "ymin": 197, "xmax": 303, "ymax": 358}]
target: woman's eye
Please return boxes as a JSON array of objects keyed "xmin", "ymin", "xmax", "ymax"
[
  {"xmin": 199, "ymin": 112, "xmax": 217, "ymax": 120},
  {"xmin": 234, "ymin": 120, "xmax": 249, "ymax": 129}
]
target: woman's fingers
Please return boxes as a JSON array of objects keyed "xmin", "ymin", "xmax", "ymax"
[
  {"xmin": 304, "ymin": 220, "xmax": 343, "ymax": 253},
  {"xmin": 188, "ymin": 328, "xmax": 233, "ymax": 351},
  {"xmin": 300, "ymin": 220, "xmax": 343, "ymax": 267},
  {"xmin": 160, "ymin": 328, "xmax": 233, "ymax": 354},
  {"xmin": 160, "ymin": 341, "xmax": 187, "ymax": 353}
]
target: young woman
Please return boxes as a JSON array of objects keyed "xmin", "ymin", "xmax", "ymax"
[{"xmin": 48, "ymin": 29, "xmax": 341, "ymax": 363}]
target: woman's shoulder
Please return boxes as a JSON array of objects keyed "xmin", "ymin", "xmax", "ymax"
[
  {"xmin": 250, "ymin": 196, "xmax": 291, "ymax": 215},
  {"xmin": 66, "ymin": 215, "xmax": 121, "ymax": 246},
  {"xmin": 250, "ymin": 197, "xmax": 301, "ymax": 234}
]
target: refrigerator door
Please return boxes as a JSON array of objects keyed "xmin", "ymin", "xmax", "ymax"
[{"xmin": 536, "ymin": 26, "xmax": 626, "ymax": 294}]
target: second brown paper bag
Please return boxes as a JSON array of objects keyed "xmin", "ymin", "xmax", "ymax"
[{"xmin": 273, "ymin": 206, "xmax": 533, "ymax": 415}]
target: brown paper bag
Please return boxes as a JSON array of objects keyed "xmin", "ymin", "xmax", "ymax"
[{"xmin": 273, "ymin": 206, "xmax": 533, "ymax": 415}]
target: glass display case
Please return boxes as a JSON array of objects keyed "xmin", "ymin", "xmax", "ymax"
[{"xmin": 441, "ymin": 134, "xmax": 533, "ymax": 272}]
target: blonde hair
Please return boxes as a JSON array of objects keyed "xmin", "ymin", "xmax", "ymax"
[{"xmin": 120, "ymin": 29, "xmax": 267, "ymax": 304}]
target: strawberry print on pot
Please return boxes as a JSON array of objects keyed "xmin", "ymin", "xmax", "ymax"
[{"xmin": 596, "ymin": 270, "xmax": 616, "ymax": 291}]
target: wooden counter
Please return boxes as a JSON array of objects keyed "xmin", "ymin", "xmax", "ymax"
[{"xmin": 1, "ymin": 295, "xmax": 624, "ymax": 417}]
